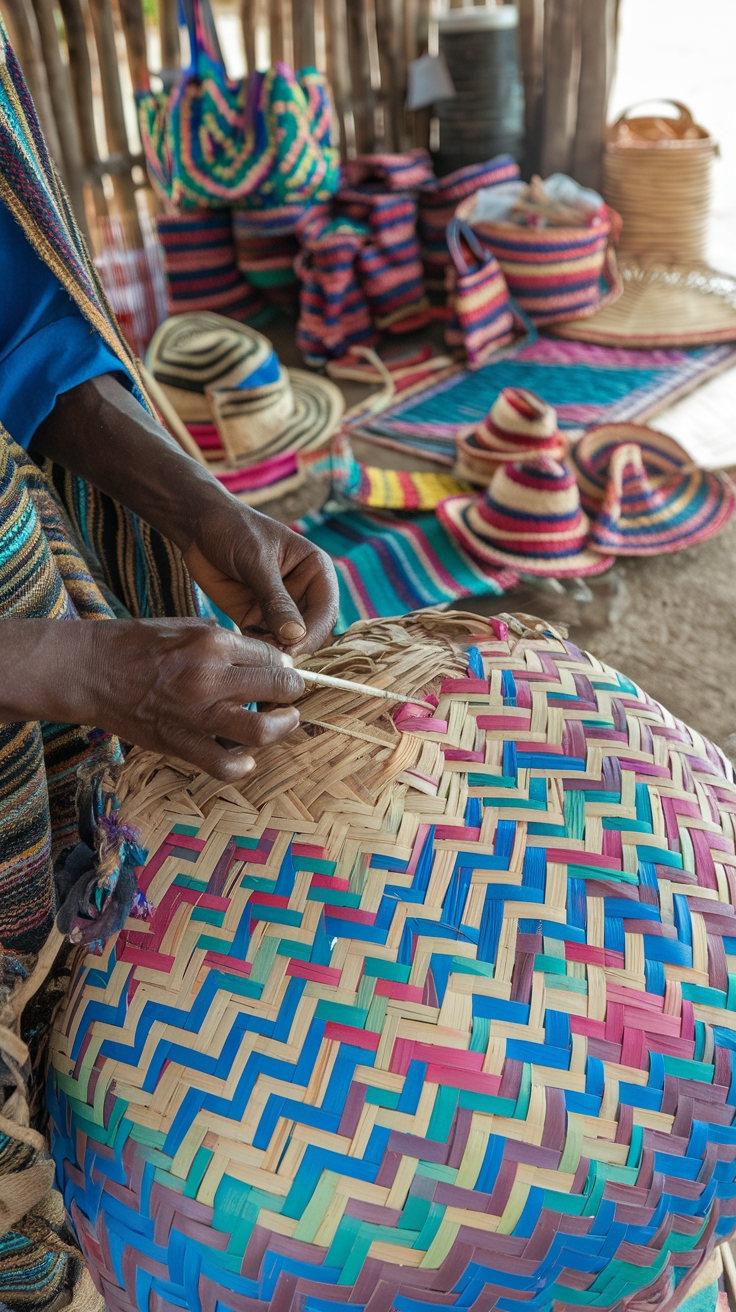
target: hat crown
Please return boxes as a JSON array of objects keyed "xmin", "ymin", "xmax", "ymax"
[{"xmin": 472, "ymin": 386, "xmax": 563, "ymax": 459}]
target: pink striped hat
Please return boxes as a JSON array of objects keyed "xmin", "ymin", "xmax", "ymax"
[
  {"xmin": 437, "ymin": 456, "xmax": 613, "ymax": 576},
  {"xmin": 456, "ymin": 386, "xmax": 567, "ymax": 483}
]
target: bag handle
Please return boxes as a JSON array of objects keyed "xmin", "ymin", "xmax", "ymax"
[
  {"xmin": 446, "ymin": 217, "xmax": 493, "ymax": 275},
  {"xmin": 611, "ymin": 100, "xmax": 695, "ymax": 131}
]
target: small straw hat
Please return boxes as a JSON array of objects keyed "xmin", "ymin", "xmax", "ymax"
[
  {"xmin": 571, "ymin": 423, "xmax": 736, "ymax": 555},
  {"xmin": 438, "ymin": 455, "xmax": 613, "ymax": 576},
  {"xmin": 146, "ymin": 312, "xmax": 344, "ymax": 465},
  {"xmin": 456, "ymin": 386, "xmax": 567, "ymax": 483}
]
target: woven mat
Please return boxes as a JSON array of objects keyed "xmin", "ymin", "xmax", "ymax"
[
  {"xmin": 293, "ymin": 508, "xmax": 516, "ymax": 630},
  {"xmin": 48, "ymin": 611, "xmax": 736, "ymax": 1312},
  {"xmin": 356, "ymin": 338, "xmax": 736, "ymax": 465}
]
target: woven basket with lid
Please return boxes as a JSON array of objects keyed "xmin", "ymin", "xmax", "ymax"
[
  {"xmin": 603, "ymin": 101, "xmax": 717, "ymax": 267},
  {"xmin": 48, "ymin": 612, "xmax": 736, "ymax": 1312}
]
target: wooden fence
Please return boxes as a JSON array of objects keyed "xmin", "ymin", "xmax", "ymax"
[{"xmin": 0, "ymin": 0, "xmax": 619, "ymax": 246}]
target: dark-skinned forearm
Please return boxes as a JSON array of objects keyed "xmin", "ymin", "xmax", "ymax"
[{"xmin": 31, "ymin": 373, "xmax": 229, "ymax": 553}]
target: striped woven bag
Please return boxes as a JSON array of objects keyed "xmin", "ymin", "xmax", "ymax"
[
  {"xmin": 418, "ymin": 154, "xmax": 520, "ymax": 290},
  {"xmin": 342, "ymin": 149, "xmax": 435, "ymax": 191},
  {"xmin": 444, "ymin": 217, "xmax": 524, "ymax": 367},
  {"xmin": 457, "ymin": 198, "xmax": 624, "ymax": 328},
  {"xmin": 295, "ymin": 208, "xmax": 377, "ymax": 366},
  {"xmin": 338, "ymin": 186, "xmax": 432, "ymax": 334},
  {"xmin": 156, "ymin": 210, "xmax": 269, "ymax": 323}
]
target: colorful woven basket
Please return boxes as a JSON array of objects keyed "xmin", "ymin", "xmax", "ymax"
[
  {"xmin": 456, "ymin": 196, "xmax": 623, "ymax": 328},
  {"xmin": 49, "ymin": 610, "xmax": 736, "ymax": 1312},
  {"xmin": 337, "ymin": 186, "xmax": 432, "ymax": 334},
  {"xmin": 156, "ymin": 211, "xmax": 269, "ymax": 323}
]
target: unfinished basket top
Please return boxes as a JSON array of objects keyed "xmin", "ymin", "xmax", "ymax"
[{"xmin": 48, "ymin": 612, "xmax": 736, "ymax": 1312}]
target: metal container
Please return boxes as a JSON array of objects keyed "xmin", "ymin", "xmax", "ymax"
[{"xmin": 433, "ymin": 5, "xmax": 524, "ymax": 177}]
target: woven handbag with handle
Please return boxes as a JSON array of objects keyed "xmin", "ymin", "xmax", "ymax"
[
  {"xmin": 444, "ymin": 217, "xmax": 528, "ymax": 367},
  {"xmin": 47, "ymin": 610, "xmax": 736, "ymax": 1312},
  {"xmin": 603, "ymin": 101, "xmax": 717, "ymax": 267}
]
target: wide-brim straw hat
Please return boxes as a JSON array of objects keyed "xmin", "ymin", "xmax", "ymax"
[
  {"xmin": 438, "ymin": 455, "xmax": 613, "ymax": 576},
  {"xmin": 552, "ymin": 263, "xmax": 736, "ymax": 348},
  {"xmin": 456, "ymin": 385, "xmax": 567, "ymax": 483},
  {"xmin": 146, "ymin": 312, "xmax": 344, "ymax": 465},
  {"xmin": 571, "ymin": 422, "xmax": 736, "ymax": 554}
]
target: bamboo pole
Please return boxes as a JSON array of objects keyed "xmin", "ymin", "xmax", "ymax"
[
  {"xmin": 30, "ymin": 0, "xmax": 88, "ymax": 231},
  {"xmin": 88, "ymin": 0, "xmax": 139, "ymax": 217},
  {"xmin": 269, "ymin": 0, "xmax": 285, "ymax": 63},
  {"xmin": 0, "ymin": 0, "xmax": 64, "ymax": 165},
  {"xmin": 57, "ymin": 0, "xmax": 108, "ymax": 218},
  {"xmin": 292, "ymin": 0, "xmax": 315, "ymax": 70}
]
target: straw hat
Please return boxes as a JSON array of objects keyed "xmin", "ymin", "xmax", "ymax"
[
  {"xmin": 552, "ymin": 263, "xmax": 736, "ymax": 348},
  {"xmin": 571, "ymin": 422, "xmax": 736, "ymax": 555},
  {"xmin": 456, "ymin": 386, "xmax": 567, "ymax": 483},
  {"xmin": 438, "ymin": 455, "xmax": 612, "ymax": 576},
  {"xmin": 146, "ymin": 312, "xmax": 344, "ymax": 465}
]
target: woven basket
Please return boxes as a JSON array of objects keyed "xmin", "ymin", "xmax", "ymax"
[
  {"xmin": 456, "ymin": 195, "xmax": 622, "ymax": 327},
  {"xmin": 603, "ymin": 102, "xmax": 717, "ymax": 267},
  {"xmin": 48, "ymin": 611, "xmax": 736, "ymax": 1312}
]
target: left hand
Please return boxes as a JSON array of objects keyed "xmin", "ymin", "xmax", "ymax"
[{"xmin": 184, "ymin": 498, "xmax": 339, "ymax": 655}]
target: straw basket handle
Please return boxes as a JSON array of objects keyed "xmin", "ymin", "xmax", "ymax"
[{"xmin": 611, "ymin": 100, "xmax": 696, "ymax": 132}]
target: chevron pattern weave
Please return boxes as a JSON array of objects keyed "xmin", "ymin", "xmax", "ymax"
[{"xmin": 48, "ymin": 612, "xmax": 736, "ymax": 1312}]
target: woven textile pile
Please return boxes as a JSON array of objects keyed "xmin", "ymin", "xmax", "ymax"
[{"xmin": 49, "ymin": 612, "xmax": 736, "ymax": 1312}]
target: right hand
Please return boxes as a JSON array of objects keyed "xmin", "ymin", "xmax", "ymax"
[{"xmin": 0, "ymin": 618, "xmax": 305, "ymax": 781}]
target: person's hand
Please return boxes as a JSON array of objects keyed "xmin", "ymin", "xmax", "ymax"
[
  {"xmin": 183, "ymin": 498, "xmax": 339, "ymax": 655},
  {"xmin": 0, "ymin": 618, "xmax": 305, "ymax": 781}
]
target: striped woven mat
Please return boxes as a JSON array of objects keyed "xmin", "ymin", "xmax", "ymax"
[
  {"xmin": 357, "ymin": 339, "xmax": 736, "ymax": 465},
  {"xmin": 293, "ymin": 508, "xmax": 516, "ymax": 630}
]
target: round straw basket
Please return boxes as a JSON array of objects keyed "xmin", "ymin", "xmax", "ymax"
[
  {"xmin": 456, "ymin": 194, "xmax": 622, "ymax": 326},
  {"xmin": 604, "ymin": 101, "xmax": 717, "ymax": 266},
  {"xmin": 46, "ymin": 610, "xmax": 736, "ymax": 1312}
]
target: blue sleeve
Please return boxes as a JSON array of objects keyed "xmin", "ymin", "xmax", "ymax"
[{"xmin": 0, "ymin": 202, "xmax": 133, "ymax": 448}]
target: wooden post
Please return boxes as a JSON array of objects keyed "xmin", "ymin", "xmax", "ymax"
[
  {"xmin": 538, "ymin": 0, "xmax": 581, "ymax": 178},
  {"xmin": 571, "ymin": 0, "xmax": 618, "ymax": 189},
  {"xmin": 325, "ymin": 0, "xmax": 352, "ymax": 156},
  {"xmin": 517, "ymin": 0, "xmax": 544, "ymax": 178},
  {"xmin": 374, "ymin": 0, "xmax": 404, "ymax": 152},
  {"xmin": 240, "ymin": 0, "xmax": 257, "ymax": 73},
  {"xmin": 270, "ymin": 0, "xmax": 285, "ymax": 63},
  {"xmin": 117, "ymin": 0, "xmax": 151, "ymax": 93},
  {"xmin": 30, "ymin": 0, "xmax": 88, "ymax": 231},
  {"xmin": 346, "ymin": 0, "xmax": 375, "ymax": 154},
  {"xmin": 57, "ymin": 0, "xmax": 107, "ymax": 217},
  {"xmin": 292, "ymin": 0, "xmax": 315, "ymax": 69},
  {"xmin": 0, "ymin": 0, "xmax": 64, "ymax": 165},
  {"xmin": 88, "ymin": 0, "xmax": 139, "ymax": 217},
  {"xmin": 159, "ymin": 0, "xmax": 180, "ymax": 79},
  {"xmin": 404, "ymin": 0, "xmax": 429, "ymax": 151}
]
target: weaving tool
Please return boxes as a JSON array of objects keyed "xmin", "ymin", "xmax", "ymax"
[
  {"xmin": 285, "ymin": 653, "xmax": 436, "ymax": 710},
  {"xmin": 49, "ymin": 611, "xmax": 736, "ymax": 1312}
]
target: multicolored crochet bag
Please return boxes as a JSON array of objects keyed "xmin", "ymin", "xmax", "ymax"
[
  {"xmin": 295, "ymin": 207, "xmax": 378, "ymax": 366},
  {"xmin": 444, "ymin": 217, "xmax": 526, "ymax": 367},
  {"xmin": 137, "ymin": 0, "xmax": 340, "ymax": 211},
  {"xmin": 419, "ymin": 154, "xmax": 520, "ymax": 289},
  {"xmin": 338, "ymin": 186, "xmax": 432, "ymax": 334}
]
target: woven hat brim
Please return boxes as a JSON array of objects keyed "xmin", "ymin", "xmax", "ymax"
[
  {"xmin": 254, "ymin": 368, "xmax": 344, "ymax": 460},
  {"xmin": 437, "ymin": 495, "xmax": 614, "ymax": 577},
  {"xmin": 462, "ymin": 430, "xmax": 567, "ymax": 458},
  {"xmin": 591, "ymin": 471, "xmax": 736, "ymax": 555},
  {"xmin": 570, "ymin": 424, "xmax": 695, "ymax": 508},
  {"xmin": 551, "ymin": 272, "xmax": 736, "ymax": 347}
]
